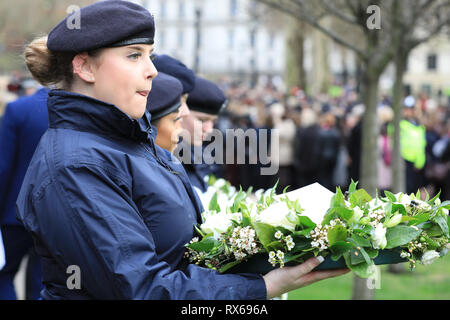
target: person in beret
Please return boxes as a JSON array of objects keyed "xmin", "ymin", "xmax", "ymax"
[
  {"xmin": 173, "ymin": 76, "xmax": 227, "ymax": 192},
  {"xmin": 152, "ymin": 54, "xmax": 195, "ymax": 120},
  {"xmin": 16, "ymin": 0, "xmax": 348, "ymax": 300},
  {"xmin": 146, "ymin": 72, "xmax": 188, "ymax": 153}
]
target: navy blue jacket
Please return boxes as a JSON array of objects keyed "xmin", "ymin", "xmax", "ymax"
[
  {"xmin": 15, "ymin": 90, "xmax": 266, "ymax": 300},
  {"xmin": 179, "ymin": 144, "xmax": 216, "ymax": 193},
  {"xmin": 0, "ymin": 88, "xmax": 49, "ymax": 226}
]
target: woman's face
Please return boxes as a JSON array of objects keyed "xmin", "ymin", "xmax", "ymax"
[
  {"xmin": 181, "ymin": 111, "xmax": 218, "ymax": 146},
  {"xmin": 155, "ymin": 109, "xmax": 184, "ymax": 153},
  {"xmin": 90, "ymin": 44, "xmax": 157, "ymax": 119}
]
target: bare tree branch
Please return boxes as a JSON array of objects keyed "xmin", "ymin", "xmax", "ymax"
[
  {"xmin": 257, "ymin": 0, "xmax": 367, "ymax": 59},
  {"xmin": 319, "ymin": 0, "xmax": 359, "ymax": 25}
]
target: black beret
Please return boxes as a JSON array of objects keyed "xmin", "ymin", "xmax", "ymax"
[
  {"xmin": 147, "ymin": 72, "xmax": 183, "ymax": 122},
  {"xmin": 47, "ymin": 1, "xmax": 155, "ymax": 53},
  {"xmin": 187, "ymin": 77, "xmax": 227, "ymax": 115},
  {"xmin": 152, "ymin": 54, "xmax": 195, "ymax": 94}
]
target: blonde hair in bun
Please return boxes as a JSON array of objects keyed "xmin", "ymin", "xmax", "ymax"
[{"xmin": 24, "ymin": 36, "xmax": 75, "ymax": 89}]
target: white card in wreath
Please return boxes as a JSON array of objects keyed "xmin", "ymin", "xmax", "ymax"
[{"xmin": 275, "ymin": 183, "xmax": 335, "ymax": 224}]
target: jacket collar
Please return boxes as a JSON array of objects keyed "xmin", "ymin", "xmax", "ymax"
[{"xmin": 47, "ymin": 90, "xmax": 153, "ymax": 143}]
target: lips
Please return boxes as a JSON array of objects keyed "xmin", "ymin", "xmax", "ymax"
[{"xmin": 137, "ymin": 90, "xmax": 149, "ymax": 97}]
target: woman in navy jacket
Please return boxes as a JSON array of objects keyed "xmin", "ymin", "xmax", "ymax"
[
  {"xmin": 16, "ymin": 1, "xmax": 347, "ymax": 300},
  {"xmin": 0, "ymin": 88, "xmax": 48, "ymax": 299}
]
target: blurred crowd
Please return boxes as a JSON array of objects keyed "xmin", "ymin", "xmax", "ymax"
[
  {"xmin": 214, "ymin": 78, "xmax": 450, "ymax": 201},
  {"xmin": 1, "ymin": 74, "xmax": 450, "ymax": 201}
]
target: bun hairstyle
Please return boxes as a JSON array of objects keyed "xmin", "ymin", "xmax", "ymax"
[{"xmin": 24, "ymin": 36, "xmax": 76, "ymax": 89}]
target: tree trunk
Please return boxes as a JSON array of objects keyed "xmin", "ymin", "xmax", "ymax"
[
  {"xmin": 388, "ymin": 52, "xmax": 408, "ymax": 274},
  {"xmin": 359, "ymin": 68, "xmax": 380, "ymax": 196},
  {"xmin": 351, "ymin": 275, "xmax": 374, "ymax": 300},
  {"xmin": 286, "ymin": 20, "xmax": 307, "ymax": 90},
  {"xmin": 391, "ymin": 54, "xmax": 407, "ymax": 194},
  {"xmin": 351, "ymin": 66, "xmax": 381, "ymax": 301}
]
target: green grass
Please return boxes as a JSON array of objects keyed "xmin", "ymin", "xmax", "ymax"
[{"xmin": 287, "ymin": 254, "xmax": 450, "ymax": 300}]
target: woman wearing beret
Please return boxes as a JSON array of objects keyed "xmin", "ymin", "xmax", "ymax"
[
  {"xmin": 16, "ymin": 1, "xmax": 347, "ymax": 300},
  {"xmin": 145, "ymin": 72, "xmax": 187, "ymax": 154}
]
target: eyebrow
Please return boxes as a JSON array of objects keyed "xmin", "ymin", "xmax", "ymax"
[{"xmin": 126, "ymin": 45, "xmax": 154, "ymax": 54}]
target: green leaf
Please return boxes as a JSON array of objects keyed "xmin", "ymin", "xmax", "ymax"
[
  {"xmin": 335, "ymin": 207, "xmax": 354, "ymax": 222},
  {"xmin": 348, "ymin": 180, "xmax": 358, "ymax": 194},
  {"xmin": 426, "ymin": 224, "xmax": 444, "ymax": 237},
  {"xmin": 351, "ymin": 233, "xmax": 372, "ymax": 247},
  {"xmin": 327, "ymin": 225, "xmax": 347, "ymax": 247},
  {"xmin": 349, "ymin": 189, "xmax": 372, "ymax": 207},
  {"xmin": 187, "ymin": 237, "xmax": 217, "ymax": 252},
  {"xmin": 391, "ymin": 203, "xmax": 407, "ymax": 215},
  {"xmin": 350, "ymin": 248, "xmax": 367, "ymax": 265},
  {"xmin": 433, "ymin": 216, "xmax": 449, "ymax": 237},
  {"xmin": 329, "ymin": 241, "xmax": 354, "ymax": 261},
  {"xmin": 401, "ymin": 216, "xmax": 416, "ymax": 223},
  {"xmin": 385, "ymin": 225, "xmax": 422, "ymax": 249},
  {"xmin": 433, "ymin": 201, "xmax": 450, "ymax": 217},
  {"xmin": 408, "ymin": 212, "xmax": 430, "ymax": 226},
  {"xmin": 322, "ymin": 208, "xmax": 338, "ymax": 225},
  {"xmin": 331, "ymin": 187, "xmax": 346, "ymax": 207},
  {"xmin": 298, "ymin": 216, "xmax": 316, "ymax": 229},
  {"xmin": 365, "ymin": 248, "xmax": 379, "ymax": 259},
  {"xmin": 252, "ymin": 222, "xmax": 277, "ymax": 250},
  {"xmin": 422, "ymin": 234, "xmax": 440, "ymax": 250},
  {"xmin": 415, "ymin": 189, "xmax": 421, "ymax": 200},
  {"xmin": 343, "ymin": 253, "xmax": 376, "ymax": 279},
  {"xmin": 218, "ymin": 260, "xmax": 242, "ymax": 273},
  {"xmin": 427, "ymin": 190, "xmax": 441, "ymax": 206},
  {"xmin": 384, "ymin": 190, "xmax": 397, "ymax": 202},
  {"xmin": 208, "ymin": 192, "xmax": 220, "ymax": 212}
]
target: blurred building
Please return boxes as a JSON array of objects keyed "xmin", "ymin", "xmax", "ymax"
[
  {"xmin": 134, "ymin": 0, "xmax": 286, "ymax": 79},
  {"xmin": 403, "ymin": 34, "xmax": 450, "ymax": 101}
]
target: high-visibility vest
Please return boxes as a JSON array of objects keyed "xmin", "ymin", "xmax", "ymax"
[{"xmin": 399, "ymin": 120, "xmax": 427, "ymax": 169}]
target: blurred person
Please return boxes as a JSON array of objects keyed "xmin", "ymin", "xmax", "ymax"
[
  {"xmin": 400, "ymin": 102, "xmax": 427, "ymax": 194},
  {"xmin": 293, "ymin": 108, "xmax": 321, "ymax": 189},
  {"xmin": 423, "ymin": 113, "xmax": 449, "ymax": 198},
  {"xmin": 269, "ymin": 103, "xmax": 296, "ymax": 193},
  {"xmin": 0, "ymin": 88, "xmax": 48, "ymax": 299},
  {"xmin": 377, "ymin": 106, "xmax": 394, "ymax": 193},
  {"xmin": 346, "ymin": 104, "xmax": 365, "ymax": 185},
  {"xmin": 317, "ymin": 112, "xmax": 341, "ymax": 191},
  {"xmin": 175, "ymin": 76, "xmax": 227, "ymax": 193}
]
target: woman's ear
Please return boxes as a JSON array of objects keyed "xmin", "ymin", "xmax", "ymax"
[{"xmin": 72, "ymin": 53, "xmax": 96, "ymax": 83}]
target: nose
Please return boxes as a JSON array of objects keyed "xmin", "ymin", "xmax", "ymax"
[
  {"xmin": 179, "ymin": 102, "xmax": 190, "ymax": 118},
  {"xmin": 203, "ymin": 120, "xmax": 214, "ymax": 134},
  {"xmin": 145, "ymin": 58, "xmax": 158, "ymax": 80}
]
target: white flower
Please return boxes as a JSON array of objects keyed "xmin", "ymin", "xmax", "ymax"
[
  {"xmin": 400, "ymin": 251, "xmax": 409, "ymax": 258},
  {"xmin": 349, "ymin": 206, "xmax": 364, "ymax": 224},
  {"xmin": 434, "ymin": 198, "xmax": 441, "ymax": 206},
  {"xmin": 256, "ymin": 201, "xmax": 298, "ymax": 231},
  {"xmin": 395, "ymin": 193, "xmax": 411, "ymax": 207},
  {"xmin": 384, "ymin": 213, "xmax": 403, "ymax": 228},
  {"xmin": 200, "ymin": 211, "xmax": 242, "ymax": 240},
  {"xmin": 213, "ymin": 178, "xmax": 227, "ymax": 189},
  {"xmin": 371, "ymin": 223, "xmax": 387, "ymax": 249},
  {"xmin": 255, "ymin": 189, "xmax": 265, "ymax": 200},
  {"xmin": 274, "ymin": 231, "xmax": 283, "ymax": 239},
  {"xmin": 420, "ymin": 250, "xmax": 440, "ymax": 265},
  {"xmin": 276, "ymin": 250, "xmax": 284, "ymax": 259},
  {"xmin": 416, "ymin": 200, "xmax": 432, "ymax": 211}
]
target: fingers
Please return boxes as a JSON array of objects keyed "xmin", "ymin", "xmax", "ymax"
[
  {"xmin": 298, "ymin": 268, "xmax": 350, "ymax": 287},
  {"xmin": 294, "ymin": 256, "xmax": 325, "ymax": 276}
]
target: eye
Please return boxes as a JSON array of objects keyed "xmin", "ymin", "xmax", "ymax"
[{"xmin": 128, "ymin": 52, "xmax": 141, "ymax": 60}]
